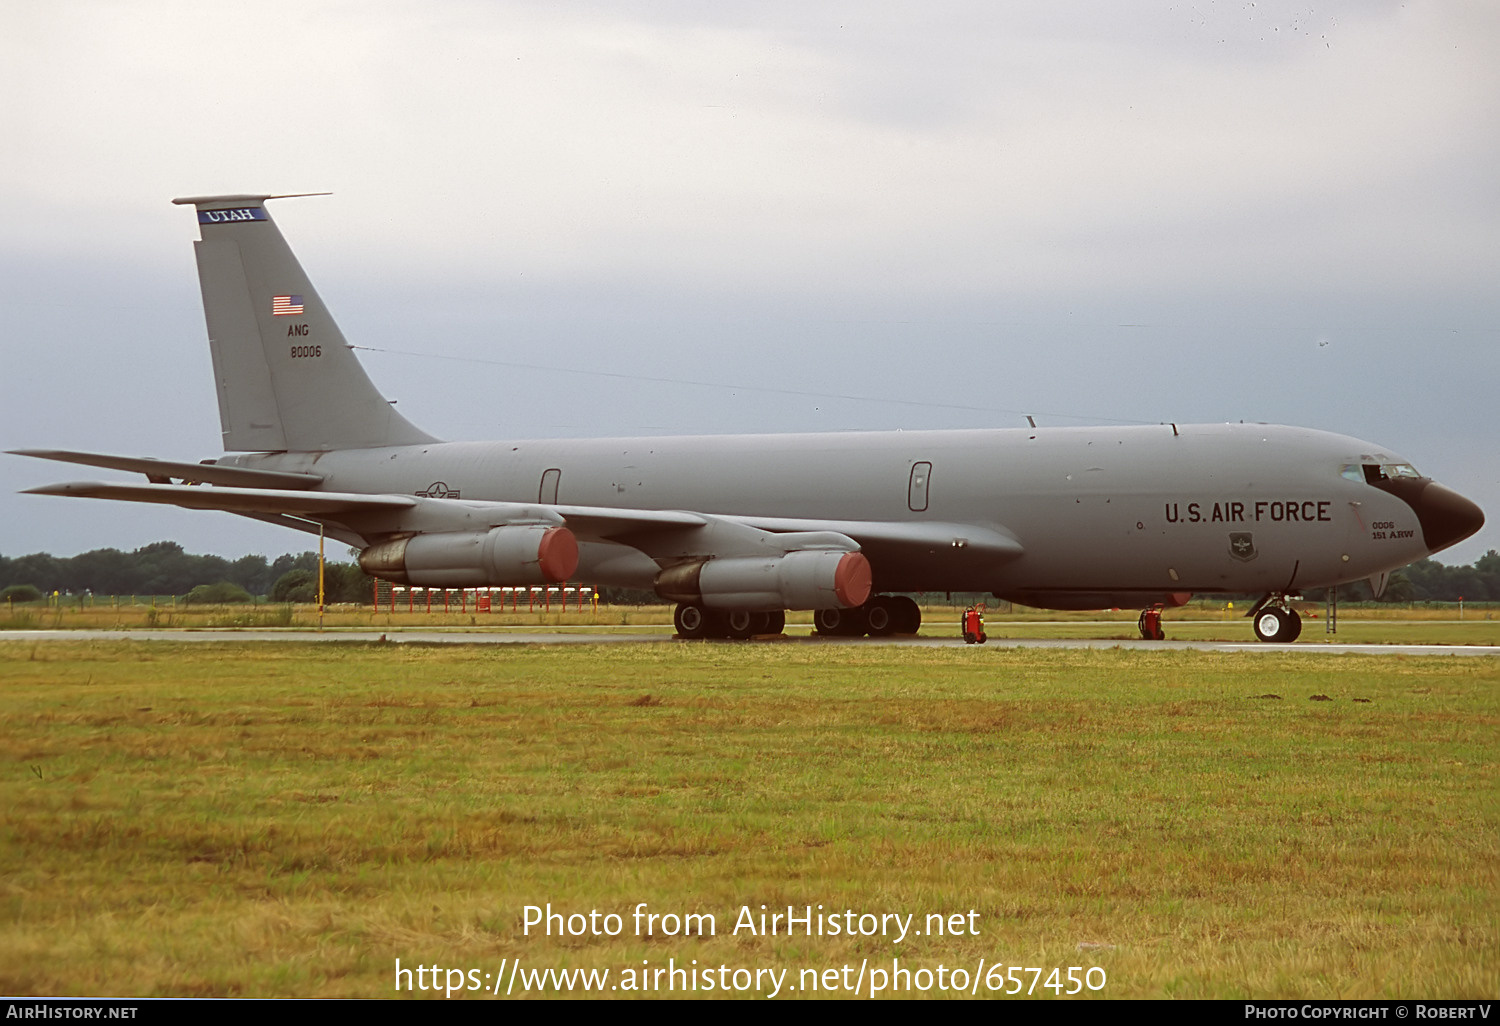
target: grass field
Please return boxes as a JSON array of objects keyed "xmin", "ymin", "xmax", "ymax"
[
  {"xmin": 4, "ymin": 599, "xmax": 1499, "ymax": 647},
  {"xmin": 1, "ymin": 641, "xmax": 1495, "ymax": 999}
]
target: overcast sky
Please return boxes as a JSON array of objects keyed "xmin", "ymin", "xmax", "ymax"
[{"xmin": 2, "ymin": 0, "xmax": 1496, "ymax": 567}]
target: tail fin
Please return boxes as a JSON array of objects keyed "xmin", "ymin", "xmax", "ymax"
[{"xmin": 173, "ymin": 193, "xmax": 437, "ymax": 452}]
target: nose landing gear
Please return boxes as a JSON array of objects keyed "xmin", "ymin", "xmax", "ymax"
[
  {"xmin": 1252, "ymin": 605, "xmax": 1302, "ymax": 643},
  {"xmin": 1247, "ymin": 595, "xmax": 1303, "ymax": 643}
]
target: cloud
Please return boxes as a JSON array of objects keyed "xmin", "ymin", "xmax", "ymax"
[{"xmin": 5, "ymin": 1, "xmax": 1496, "ymax": 298}]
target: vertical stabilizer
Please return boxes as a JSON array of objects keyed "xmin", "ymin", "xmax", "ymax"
[{"xmin": 173, "ymin": 194, "xmax": 437, "ymax": 452}]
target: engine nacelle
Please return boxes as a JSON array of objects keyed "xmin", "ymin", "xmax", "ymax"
[
  {"xmin": 655, "ymin": 550, "xmax": 872, "ymax": 611},
  {"xmin": 359, "ymin": 525, "xmax": 578, "ymax": 587}
]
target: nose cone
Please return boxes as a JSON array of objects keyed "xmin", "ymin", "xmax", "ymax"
[{"xmin": 1412, "ymin": 481, "xmax": 1485, "ymax": 554}]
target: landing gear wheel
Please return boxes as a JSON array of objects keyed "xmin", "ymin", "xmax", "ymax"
[
  {"xmin": 864, "ymin": 596, "xmax": 896, "ymax": 637},
  {"xmin": 1253, "ymin": 610, "xmax": 1283, "ymax": 642},
  {"xmin": 814, "ymin": 606, "xmax": 868, "ymax": 637},
  {"xmin": 674, "ymin": 602, "xmax": 712, "ymax": 640},
  {"xmin": 1253, "ymin": 607, "xmax": 1302, "ymax": 643},
  {"xmin": 890, "ymin": 595, "xmax": 921, "ymax": 635},
  {"xmin": 1282, "ymin": 608, "xmax": 1302, "ymax": 642},
  {"xmin": 762, "ymin": 610, "xmax": 786, "ymax": 635},
  {"xmin": 723, "ymin": 609, "xmax": 759, "ymax": 640}
]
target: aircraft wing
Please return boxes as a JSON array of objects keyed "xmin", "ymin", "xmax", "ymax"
[
  {"xmin": 23, "ymin": 481, "xmax": 415, "ymax": 516},
  {"xmin": 549, "ymin": 505, "xmax": 709, "ymax": 533},
  {"xmin": 8, "ymin": 449, "xmax": 322, "ymax": 489},
  {"xmin": 18, "ymin": 480, "xmax": 707, "ymax": 539},
  {"xmin": 545, "ymin": 507, "xmax": 1023, "ymax": 562},
  {"xmin": 19, "ymin": 473, "xmax": 1021, "ymax": 591},
  {"xmin": 729, "ymin": 515, "xmax": 1025, "ymax": 562}
]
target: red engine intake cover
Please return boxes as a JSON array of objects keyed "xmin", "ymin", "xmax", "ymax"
[
  {"xmin": 832, "ymin": 551, "xmax": 873, "ymax": 608},
  {"xmin": 536, "ymin": 526, "xmax": 580, "ymax": 582}
]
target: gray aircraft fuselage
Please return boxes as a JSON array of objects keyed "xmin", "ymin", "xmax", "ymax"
[{"xmin": 221, "ymin": 420, "xmax": 1461, "ymax": 603}]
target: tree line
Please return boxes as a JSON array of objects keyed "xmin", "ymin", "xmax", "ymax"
[
  {"xmin": 0, "ymin": 541, "xmax": 374, "ymax": 604},
  {"xmin": 2, "ymin": 540, "xmax": 1497, "ymax": 605},
  {"xmin": 1381, "ymin": 550, "xmax": 1500, "ymax": 602}
]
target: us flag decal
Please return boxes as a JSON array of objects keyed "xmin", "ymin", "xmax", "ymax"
[{"xmin": 272, "ymin": 295, "xmax": 305, "ymax": 316}]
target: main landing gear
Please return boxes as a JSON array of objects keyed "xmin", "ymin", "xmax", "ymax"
[
  {"xmin": 813, "ymin": 595, "xmax": 922, "ymax": 638},
  {"xmin": 673, "ymin": 603, "xmax": 786, "ymax": 640},
  {"xmin": 674, "ymin": 595, "xmax": 924, "ymax": 640}
]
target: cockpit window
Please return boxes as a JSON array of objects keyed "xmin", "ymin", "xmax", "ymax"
[{"xmin": 1343, "ymin": 462, "xmax": 1422, "ymax": 485}]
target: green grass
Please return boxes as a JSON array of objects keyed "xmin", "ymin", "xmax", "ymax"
[
  {"xmin": 1, "ymin": 642, "xmax": 1495, "ymax": 998},
  {"xmin": 7, "ymin": 598, "xmax": 1500, "ymax": 648}
]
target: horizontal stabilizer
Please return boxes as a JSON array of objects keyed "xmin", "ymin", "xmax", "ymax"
[
  {"xmin": 8, "ymin": 449, "xmax": 322, "ymax": 489},
  {"xmin": 23, "ymin": 481, "xmax": 415, "ymax": 517}
]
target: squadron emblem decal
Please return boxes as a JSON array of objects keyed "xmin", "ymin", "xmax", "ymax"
[{"xmin": 1228, "ymin": 532, "xmax": 1258, "ymax": 562}]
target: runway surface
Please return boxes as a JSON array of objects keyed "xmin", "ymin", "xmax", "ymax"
[{"xmin": 3, "ymin": 628, "xmax": 1497, "ymax": 657}]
